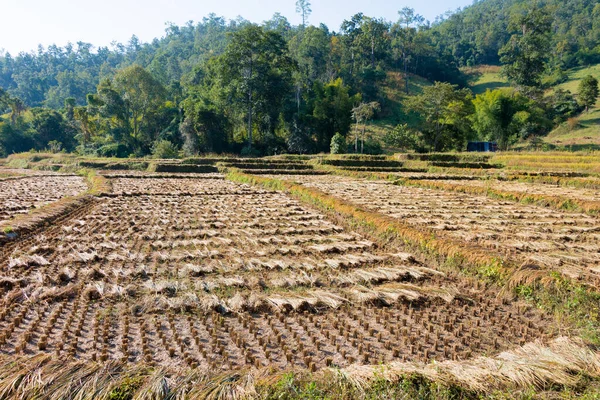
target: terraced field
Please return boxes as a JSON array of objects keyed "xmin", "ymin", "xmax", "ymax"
[
  {"xmin": 0, "ymin": 175, "xmax": 555, "ymax": 373},
  {"xmin": 270, "ymin": 174, "xmax": 600, "ymax": 286},
  {"xmin": 0, "ymin": 175, "xmax": 88, "ymax": 224},
  {"xmin": 411, "ymin": 178, "xmax": 600, "ymax": 203},
  {"xmin": 0, "ymin": 162, "xmax": 599, "ymax": 398}
]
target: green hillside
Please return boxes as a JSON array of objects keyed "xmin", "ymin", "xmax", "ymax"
[
  {"xmin": 463, "ymin": 65, "xmax": 510, "ymax": 95},
  {"xmin": 376, "ymin": 63, "xmax": 599, "ymax": 152},
  {"xmin": 1, "ymin": 0, "xmax": 599, "ymax": 157},
  {"xmin": 545, "ymin": 64, "xmax": 600, "ymax": 150}
]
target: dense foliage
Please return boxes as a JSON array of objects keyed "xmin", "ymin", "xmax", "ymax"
[
  {"xmin": 432, "ymin": 0, "xmax": 600, "ymax": 68},
  {"xmin": 0, "ymin": 0, "xmax": 598, "ymax": 157}
]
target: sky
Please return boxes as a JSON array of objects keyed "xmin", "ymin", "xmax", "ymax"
[{"xmin": 0, "ymin": 0, "xmax": 473, "ymax": 55}]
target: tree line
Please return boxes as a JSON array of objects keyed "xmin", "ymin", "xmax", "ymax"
[{"xmin": 0, "ymin": 1, "xmax": 598, "ymax": 157}]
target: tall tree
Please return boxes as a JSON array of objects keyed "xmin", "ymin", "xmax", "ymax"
[
  {"xmin": 351, "ymin": 101, "xmax": 380, "ymax": 153},
  {"xmin": 288, "ymin": 25, "xmax": 331, "ymax": 113},
  {"xmin": 406, "ymin": 82, "xmax": 474, "ymax": 151},
  {"xmin": 310, "ymin": 78, "xmax": 357, "ymax": 151},
  {"xmin": 578, "ymin": 75, "xmax": 599, "ymax": 112},
  {"xmin": 30, "ymin": 108, "xmax": 76, "ymax": 151},
  {"xmin": 471, "ymin": 88, "xmax": 549, "ymax": 149},
  {"xmin": 9, "ymin": 97, "xmax": 26, "ymax": 125},
  {"xmin": 471, "ymin": 89, "xmax": 518, "ymax": 149},
  {"xmin": 393, "ymin": 7, "xmax": 424, "ymax": 94},
  {"xmin": 499, "ymin": 6, "xmax": 552, "ymax": 88},
  {"xmin": 295, "ymin": 0, "xmax": 312, "ymax": 28},
  {"xmin": 0, "ymin": 88, "xmax": 8, "ymax": 110},
  {"xmin": 216, "ymin": 25, "xmax": 295, "ymax": 149},
  {"xmin": 113, "ymin": 65, "xmax": 167, "ymax": 150},
  {"xmin": 0, "ymin": 88, "xmax": 10, "ymax": 118}
]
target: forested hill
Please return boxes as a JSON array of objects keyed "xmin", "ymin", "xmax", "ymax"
[
  {"xmin": 0, "ymin": 0, "xmax": 599, "ymax": 157},
  {"xmin": 433, "ymin": 0, "xmax": 600, "ymax": 67},
  {"xmin": 3, "ymin": 0, "xmax": 599, "ymax": 110},
  {"xmin": 0, "ymin": 17, "xmax": 235, "ymax": 108},
  {"xmin": 0, "ymin": 13, "xmax": 463, "ymax": 109}
]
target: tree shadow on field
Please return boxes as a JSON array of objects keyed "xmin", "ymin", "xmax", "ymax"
[
  {"xmin": 581, "ymin": 116, "xmax": 600, "ymax": 126},
  {"xmin": 471, "ymin": 80, "xmax": 509, "ymax": 94}
]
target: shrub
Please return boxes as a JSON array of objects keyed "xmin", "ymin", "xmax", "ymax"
[
  {"xmin": 528, "ymin": 136, "xmax": 544, "ymax": 150},
  {"xmin": 152, "ymin": 140, "xmax": 180, "ymax": 159},
  {"xmin": 330, "ymin": 133, "xmax": 346, "ymax": 154},
  {"xmin": 97, "ymin": 143, "xmax": 129, "ymax": 158},
  {"xmin": 383, "ymin": 124, "xmax": 423, "ymax": 151},
  {"xmin": 567, "ymin": 117, "xmax": 580, "ymax": 131},
  {"xmin": 47, "ymin": 140, "xmax": 62, "ymax": 153},
  {"xmin": 362, "ymin": 137, "xmax": 383, "ymax": 155}
]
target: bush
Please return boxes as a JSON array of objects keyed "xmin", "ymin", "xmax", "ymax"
[
  {"xmin": 362, "ymin": 137, "xmax": 383, "ymax": 155},
  {"xmin": 383, "ymin": 124, "xmax": 420, "ymax": 150},
  {"xmin": 47, "ymin": 140, "xmax": 62, "ymax": 153},
  {"xmin": 97, "ymin": 143, "xmax": 129, "ymax": 158},
  {"xmin": 551, "ymin": 89, "xmax": 583, "ymax": 123},
  {"xmin": 152, "ymin": 140, "xmax": 180, "ymax": 159},
  {"xmin": 330, "ymin": 133, "xmax": 346, "ymax": 154},
  {"xmin": 528, "ymin": 136, "xmax": 544, "ymax": 150}
]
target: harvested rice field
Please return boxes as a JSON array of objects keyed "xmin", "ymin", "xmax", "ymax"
[
  {"xmin": 1, "ymin": 176, "xmax": 554, "ymax": 367},
  {"xmin": 408, "ymin": 178, "xmax": 600, "ymax": 204},
  {"xmin": 270, "ymin": 174, "xmax": 600, "ymax": 286},
  {"xmin": 0, "ymin": 165, "xmax": 599, "ymax": 399},
  {"xmin": 0, "ymin": 175, "xmax": 88, "ymax": 224}
]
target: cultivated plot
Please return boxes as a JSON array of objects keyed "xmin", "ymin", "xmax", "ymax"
[
  {"xmin": 0, "ymin": 176, "xmax": 553, "ymax": 372},
  {"xmin": 0, "ymin": 176, "xmax": 88, "ymax": 224},
  {"xmin": 271, "ymin": 175, "xmax": 600, "ymax": 285},
  {"xmin": 414, "ymin": 178, "xmax": 600, "ymax": 203}
]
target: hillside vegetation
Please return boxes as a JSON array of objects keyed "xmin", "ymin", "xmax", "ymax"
[
  {"xmin": 546, "ymin": 64, "xmax": 600, "ymax": 149},
  {"xmin": 0, "ymin": 0, "xmax": 598, "ymax": 157}
]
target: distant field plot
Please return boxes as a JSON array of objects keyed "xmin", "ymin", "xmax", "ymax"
[
  {"xmin": 273, "ymin": 174, "xmax": 600, "ymax": 286},
  {"xmin": 401, "ymin": 178, "xmax": 600, "ymax": 213},
  {"xmin": 419, "ymin": 178, "xmax": 600, "ymax": 202},
  {"xmin": 432, "ymin": 179, "xmax": 600, "ymax": 201},
  {"xmin": 109, "ymin": 176, "xmax": 255, "ymax": 195},
  {"xmin": 0, "ymin": 176, "xmax": 88, "ymax": 224},
  {"xmin": 492, "ymin": 152, "xmax": 600, "ymax": 175}
]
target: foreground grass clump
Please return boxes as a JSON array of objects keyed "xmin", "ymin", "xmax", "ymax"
[{"xmin": 0, "ymin": 336, "xmax": 599, "ymax": 400}]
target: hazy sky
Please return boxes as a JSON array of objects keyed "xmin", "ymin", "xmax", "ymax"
[{"xmin": 0, "ymin": 0, "xmax": 473, "ymax": 55}]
